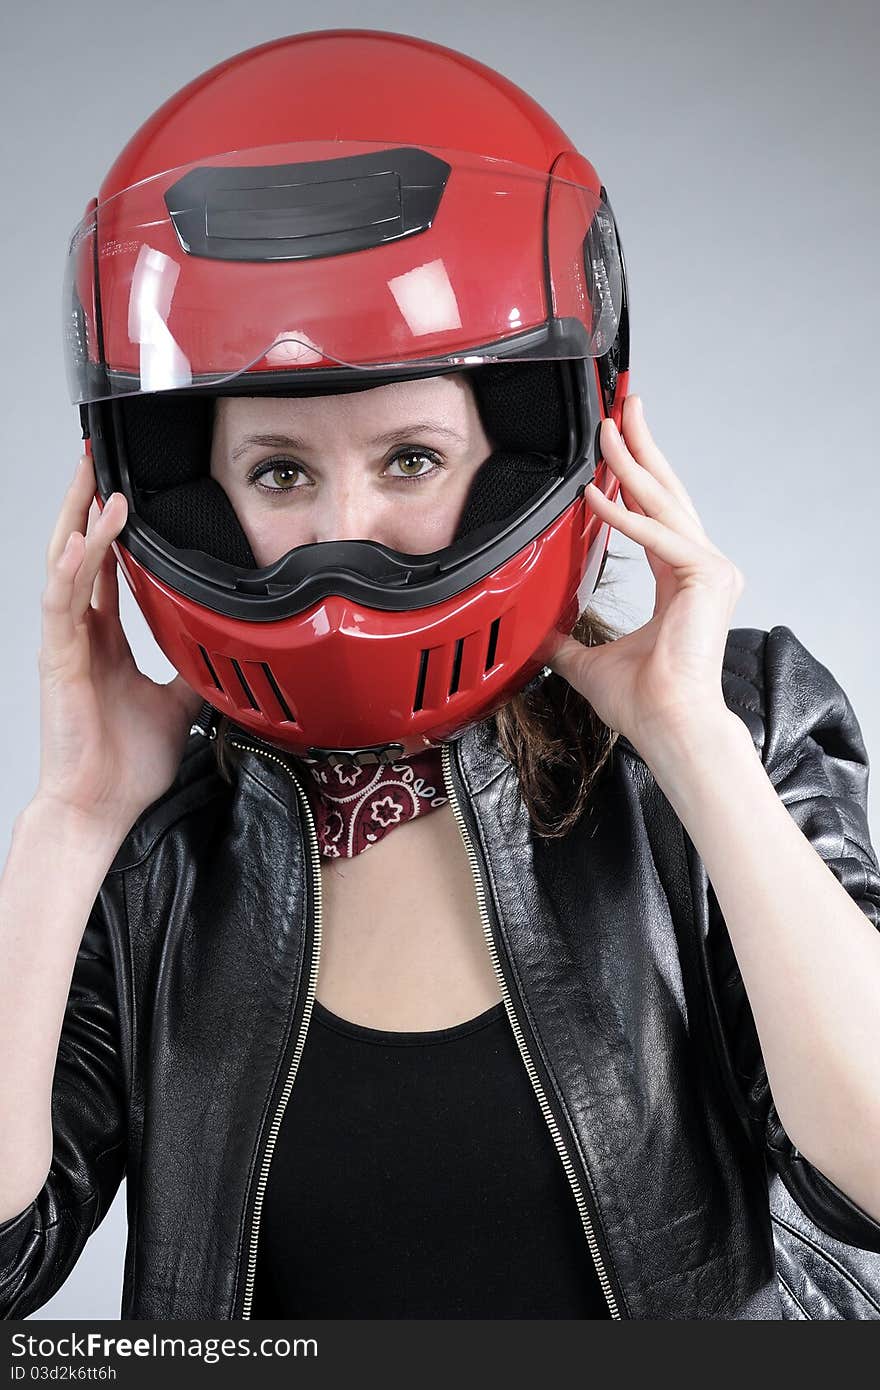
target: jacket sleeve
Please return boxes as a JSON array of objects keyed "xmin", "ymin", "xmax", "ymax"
[
  {"xmin": 0, "ymin": 882, "xmax": 128, "ymax": 1318},
  {"xmin": 710, "ymin": 623, "xmax": 880, "ymax": 1253}
]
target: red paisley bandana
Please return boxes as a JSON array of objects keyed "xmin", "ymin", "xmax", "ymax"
[{"xmin": 297, "ymin": 747, "xmax": 449, "ymax": 858}]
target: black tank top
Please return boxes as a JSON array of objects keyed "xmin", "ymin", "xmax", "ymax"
[{"xmin": 251, "ymin": 996, "xmax": 612, "ymax": 1319}]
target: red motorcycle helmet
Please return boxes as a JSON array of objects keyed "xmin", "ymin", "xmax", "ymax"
[{"xmin": 62, "ymin": 29, "xmax": 630, "ymax": 764}]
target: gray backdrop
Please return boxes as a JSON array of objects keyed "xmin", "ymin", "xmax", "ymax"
[{"xmin": 1, "ymin": 0, "xmax": 877, "ymax": 1320}]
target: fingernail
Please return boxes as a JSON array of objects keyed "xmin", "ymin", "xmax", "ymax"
[{"xmin": 635, "ymin": 397, "xmax": 645, "ymax": 423}]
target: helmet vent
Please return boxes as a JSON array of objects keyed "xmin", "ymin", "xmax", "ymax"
[
  {"xmin": 448, "ymin": 638, "xmax": 465, "ymax": 697},
  {"xmin": 412, "ymin": 648, "xmax": 430, "ymax": 713},
  {"xmin": 195, "ymin": 643, "xmax": 299, "ymax": 725},
  {"xmin": 485, "ymin": 616, "xmax": 501, "ymax": 671},
  {"xmin": 230, "ymin": 658, "xmax": 259, "ymax": 711},
  {"xmin": 411, "ymin": 612, "xmax": 510, "ymax": 713},
  {"xmin": 258, "ymin": 662, "xmax": 298, "ymax": 723},
  {"xmin": 198, "ymin": 644, "xmax": 223, "ymax": 691}
]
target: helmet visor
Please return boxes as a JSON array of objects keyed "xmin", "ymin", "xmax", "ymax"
[{"xmin": 63, "ymin": 139, "xmax": 624, "ymax": 404}]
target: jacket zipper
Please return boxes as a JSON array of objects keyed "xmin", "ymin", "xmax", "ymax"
[
  {"xmin": 227, "ymin": 736, "xmax": 324, "ymax": 1322},
  {"xmin": 441, "ymin": 738, "xmax": 624, "ymax": 1320},
  {"xmin": 226, "ymin": 731, "xmax": 624, "ymax": 1320}
]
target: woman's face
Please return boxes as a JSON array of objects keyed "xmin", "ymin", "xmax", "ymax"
[{"xmin": 209, "ymin": 372, "xmax": 494, "ymax": 567}]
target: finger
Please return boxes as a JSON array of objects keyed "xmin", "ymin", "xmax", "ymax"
[
  {"xmin": 88, "ymin": 550, "xmax": 139, "ymax": 684},
  {"xmin": 40, "ymin": 530, "xmax": 88, "ymax": 672},
  {"xmin": 91, "ymin": 514, "xmax": 123, "ymax": 618},
  {"xmin": 621, "ymin": 396, "xmax": 703, "ymax": 526},
  {"xmin": 91, "ymin": 543, "xmax": 115, "ymax": 615},
  {"xmin": 89, "ymin": 544, "xmax": 131, "ymax": 669},
  {"xmin": 46, "ymin": 452, "xmax": 101, "ymax": 575},
  {"xmin": 614, "ymin": 474, "xmax": 648, "ymax": 519},
  {"xmin": 601, "ymin": 418, "xmax": 724, "ymax": 556},
  {"xmin": 544, "ymin": 631, "xmax": 588, "ymax": 681},
  {"xmin": 599, "ymin": 424, "xmax": 648, "ymax": 520},
  {"xmin": 585, "ymin": 479, "xmax": 730, "ymax": 577},
  {"xmin": 70, "ymin": 493, "xmax": 127, "ymax": 624}
]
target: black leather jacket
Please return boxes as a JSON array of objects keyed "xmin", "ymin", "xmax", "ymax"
[{"xmin": 2, "ymin": 624, "xmax": 880, "ymax": 1320}]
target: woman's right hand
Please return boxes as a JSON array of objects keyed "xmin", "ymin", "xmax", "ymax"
[{"xmin": 35, "ymin": 451, "xmax": 205, "ymax": 835}]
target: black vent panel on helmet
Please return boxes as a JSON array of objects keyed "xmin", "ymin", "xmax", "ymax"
[{"xmin": 164, "ymin": 147, "xmax": 451, "ymax": 263}]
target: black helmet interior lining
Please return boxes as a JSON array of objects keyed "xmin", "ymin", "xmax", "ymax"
[{"xmin": 113, "ymin": 360, "xmax": 572, "ymax": 569}]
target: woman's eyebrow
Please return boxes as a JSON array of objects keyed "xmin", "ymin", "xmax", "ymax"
[{"xmin": 230, "ymin": 421, "xmax": 467, "ymax": 463}]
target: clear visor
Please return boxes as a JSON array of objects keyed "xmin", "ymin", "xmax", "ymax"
[{"xmin": 63, "ymin": 139, "xmax": 624, "ymax": 404}]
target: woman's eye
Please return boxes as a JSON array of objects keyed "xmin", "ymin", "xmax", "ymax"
[
  {"xmin": 251, "ymin": 461, "xmax": 307, "ymax": 493},
  {"xmin": 385, "ymin": 449, "xmax": 440, "ymax": 481},
  {"xmin": 249, "ymin": 448, "xmax": 440, "ymax": 496}
]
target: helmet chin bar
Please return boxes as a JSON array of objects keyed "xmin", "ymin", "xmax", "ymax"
[
  {"xmin": 292, "ymin": 666, "xmax": 552, "ymax": 766},
  {"xmin": 190, "ymin": 668, "xmax": 552, "ymax": 771}
]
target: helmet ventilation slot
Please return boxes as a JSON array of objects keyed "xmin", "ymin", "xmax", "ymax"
[
  {"xmin": 230, "ymin": 658, "xmax": 259, "ymax": 711},
  {"xmin": 412, "ymin": 648, "xmax": 430, "ymax": 713},
  {"xmin": 448, "ymin": 637, "xmax": 464, "ymax": 697},
  {"xmin": 195, "ymin": 643, "xmax": 299, "ymax": 725},
  {"xmin": 198, "ymin": 644, "xmax": 223, "ymax": 691},
  {"xmin": 485, "ymin": 615, "xmax": 501, "ymax": 670},
  {"xmin": 411, "ymin": 612, "xmax": 510, "ymax": 713}
]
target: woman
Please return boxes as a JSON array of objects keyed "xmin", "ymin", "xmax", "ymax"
[{"xmin": 2, "ymin": 30, "xmax": 880, "ymax": 1322}]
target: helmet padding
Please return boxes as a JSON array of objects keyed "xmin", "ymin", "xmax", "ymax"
[{"xmin": 114, "ymin": 361, "xmax": 571, "ymax": 566}]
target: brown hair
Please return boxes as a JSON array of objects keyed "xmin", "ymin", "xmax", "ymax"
[
  {"xmin": 492, "ymin": 599, "xmax": 623, "ymax": 837},
  {"xmin": 212, "ymin": 569, "xmax": 624, "ymax": 839}
]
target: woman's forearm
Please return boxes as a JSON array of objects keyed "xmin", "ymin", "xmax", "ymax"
[
  {"xmin": 0, "ymin": 797, "xmax": 128, "ymax": 1223},
  {"xmin": 642, "ymin": 709, "xmax": 880, "ymax": 1223}
]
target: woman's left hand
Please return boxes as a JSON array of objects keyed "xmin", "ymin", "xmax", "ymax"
[{"xmin": 546, "ymin": 393, "xmax": 746, "ymax": 756}]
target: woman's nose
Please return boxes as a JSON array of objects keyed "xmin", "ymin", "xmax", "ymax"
[{"xmin": 310, "ymin": 480, "xmax": 384, "ymax": 544}]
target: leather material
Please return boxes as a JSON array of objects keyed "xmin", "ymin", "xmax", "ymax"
[{"xmin": 2, "ymin": 623, "xmax": 879, "ymax": 1319}]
